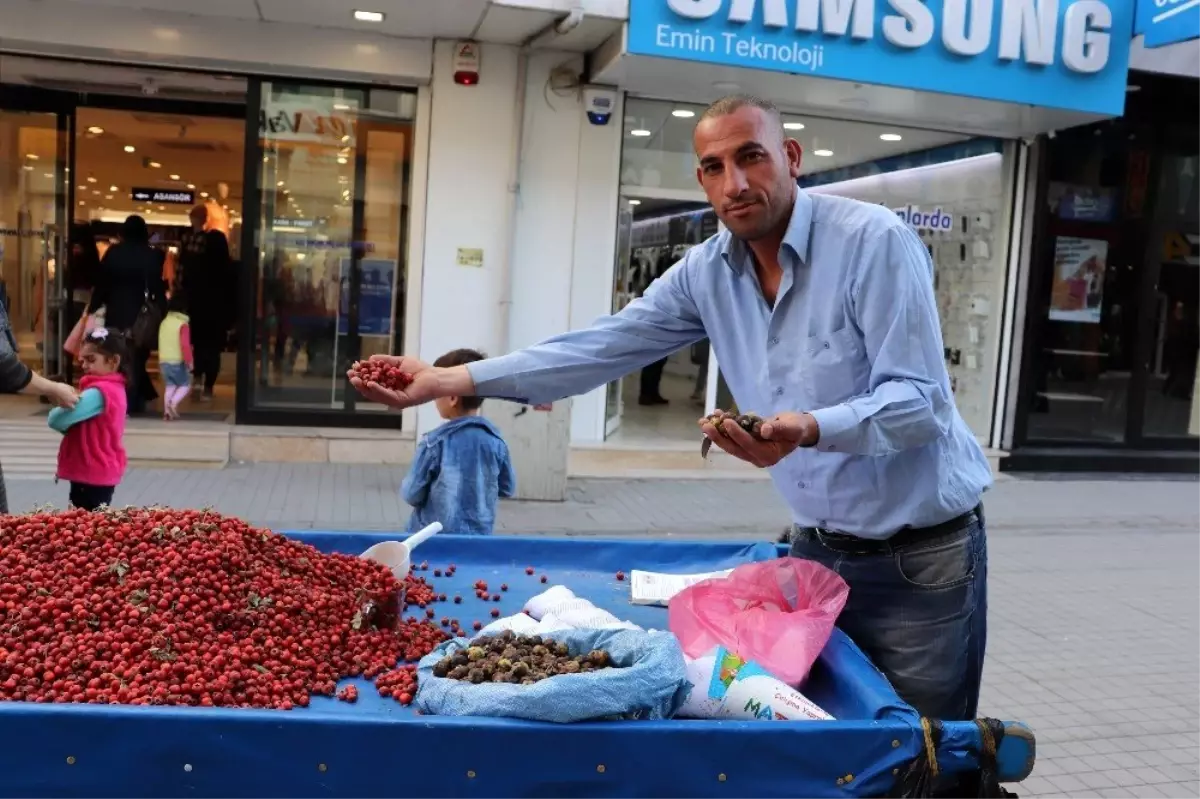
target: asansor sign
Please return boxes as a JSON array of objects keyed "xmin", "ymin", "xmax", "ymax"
[
  {"xmin": 131, "ymin": 188, "xmax": 194, "ymax": 205},
  {"xmin": 630, "ymin": 1, "xmax": 1136, "ymax": 116}
]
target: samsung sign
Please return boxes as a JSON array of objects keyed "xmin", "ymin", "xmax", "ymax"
[{"xmin": 630, "ymin": 1, "xmax": 1135, "ymax": 116}]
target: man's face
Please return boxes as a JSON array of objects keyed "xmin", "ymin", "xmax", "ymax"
[{"xmin": 694, "ymin": 106, "xmax": 803, "ymax": 241}]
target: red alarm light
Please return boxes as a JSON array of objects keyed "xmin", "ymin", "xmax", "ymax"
[{"xmin": 453, "ymin": 41, "xmax": 480, "ymax": 86}]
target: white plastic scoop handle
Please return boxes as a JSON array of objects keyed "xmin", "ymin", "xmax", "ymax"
[{"xmin": 360, "ymin": 522, "xmax": 443, "ymax": 580}]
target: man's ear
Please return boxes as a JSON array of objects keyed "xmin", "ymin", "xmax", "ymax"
[{"xmin": 784, "ymin": 138, "xmax": 803, "ymax": 180}]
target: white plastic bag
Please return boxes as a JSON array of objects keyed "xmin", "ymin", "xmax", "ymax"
[{"xmin": 677, "ymin": 646, "xmax": 834, "ymax": 721}]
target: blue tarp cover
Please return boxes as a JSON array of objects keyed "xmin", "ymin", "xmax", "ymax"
[{"xmin": 0, "ymin": 532, "xmax": 994, "ymax": 798}]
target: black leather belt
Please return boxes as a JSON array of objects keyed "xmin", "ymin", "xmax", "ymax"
[{"xmin": 794, "ymin": 504, "xmax": 982, "ymax": 555}]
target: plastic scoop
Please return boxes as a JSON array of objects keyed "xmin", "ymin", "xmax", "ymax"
[{"xmin": 360, "ymin": 522, "xmax": 443, "ymax": 580}]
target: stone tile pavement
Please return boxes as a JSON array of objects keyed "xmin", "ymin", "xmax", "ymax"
[{"xmin": 4, "ymin": 466, "xmax": 1199, "ymax": 796}]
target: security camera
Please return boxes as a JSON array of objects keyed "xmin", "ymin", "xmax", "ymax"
[{"xmin": 583, "ymin": 87, "xmax": 616, "ymax": 126}]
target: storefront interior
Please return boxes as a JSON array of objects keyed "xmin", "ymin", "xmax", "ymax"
[
  {"xmin": 1009, "ymin": 69, "xmax": 1200, "ymax": 468},
  {"xmin": 608, "ymin": 97, "xmax": 1016, "ymax": 448},
  {"xmin": 0, "ymin": 55, "xmax": 416, "ymax": 429}
]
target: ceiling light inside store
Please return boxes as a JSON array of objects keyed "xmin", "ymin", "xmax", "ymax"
[
  {"xmin": 22, "ymin": 165, "xmax": 32, "ymax": 172},
  {"xmin": 109, "ymin": 185, "xmax": 118, "ymax": 191},
  {"xmin": 87, "ymin": 176, "xmax": 97, "ymax": 183},
  {"xmin": 333, "ymin": 103, "xmax": 351, "ymax": 111},
  {"xmin": 200, "ymin": 191, "xmax": 209, "ymax": 198},
  {"xmin": 630, "ymin": 129, "xmax": 652, "ymax": 137},
  {"xmin": 105, "ymin": 195, "xmax": 113, "ymax": 200},
  {"xmin": 44, "ymin": 173, "xmax": 53, "ymax": 178},
  {"xmin": 87, "ymin": 126, "xmax": 104, "ymax": 135},
  {"xmin": 353, "ymin": 10, "xmax": 385, "ymax": 22},
  {"xmin": 879, "ymin": 133, "xmax": 903, "ymax": 141},
  {"xmin": 671, "ymin": 109, "xmax": 695, "ymax": 118},
  {"xmin": 277, "ymin": 181, "xmax": 285, "ymax": 187},
  {"xmin": 628, "ymin": 199, "xmax": 641, "ymax": 206},
  {"xmin": 124, "ymin": 145, "xmax": 135, "ymax": 153},
  {"xmin": 149, "ymin": 161, "xmax": 161, "ymax": 168},
  {"xmin": 25, "ymin": 153, "xmax": 38, "ymax": 160},
  {"xmin": 814, "ymin": 149, "xmax": 834, "ymax": 156},
  {"xmin": 187, "ymin": 183, "xmax": 195, "ymax": 189},
  {"xmin": 169, "ymin": 174, "xmax": 180, "ymax": 180},
  {"xmin": 783, "ymin": 122, "xmax": 805, "ymax": 130},
  {"xmin": 337, "ymin": 156, "xmax": 348, "ymax": 164},
  {"xmin": 78, "ymin": 201, "xmax": 85, "ymax": 206}
]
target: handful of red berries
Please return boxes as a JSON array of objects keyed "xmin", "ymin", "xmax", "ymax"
[{"xmin": 350, "ymin": 359, "xmax": 415, "ymax": 391}]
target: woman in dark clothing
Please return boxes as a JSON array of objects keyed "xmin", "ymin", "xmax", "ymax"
[
  {"xmin": 88, "ymin": 215, "xmax": 166, "ymax": 415},
  {"xmin": 180, "ymin": 205, "xmax": 232, "ymax": 401},
  {"xmin": 0, "ymin": 299, "xmax": 78, "ymax": 513},
  {"xmin": 65, "ymin": 223, "xmax": 102, "ymax": 359}
]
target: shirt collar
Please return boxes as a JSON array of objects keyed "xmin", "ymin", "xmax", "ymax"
[{"xmin": 720, "ymin": 188, "xmax": 813, "ymax": 274}]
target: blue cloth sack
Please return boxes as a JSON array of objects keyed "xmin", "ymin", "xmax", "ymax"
[{"xmin": 415, "ymin": 628, "xmax": 692, "ymax": 723}]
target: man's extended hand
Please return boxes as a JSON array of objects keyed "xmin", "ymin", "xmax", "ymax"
[
  {"xmin": 698, "ymin": 411, "xmax": 819, "ymax": 468},
  {"xmin": 347, "ymin": 355, "xmax": 441, "ymax": 410}
]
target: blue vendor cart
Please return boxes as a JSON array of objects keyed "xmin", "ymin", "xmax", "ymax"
[{"xmin": 0, "ymin": 532, "xmax": 1035, "ymax": 798}]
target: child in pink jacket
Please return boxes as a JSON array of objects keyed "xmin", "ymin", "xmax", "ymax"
[{"xmin": 48, "ymin": 328, "xmax": 129, "ymax": 511}]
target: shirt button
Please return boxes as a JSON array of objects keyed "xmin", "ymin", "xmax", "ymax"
[
  {"xmin": 797, "ymin": 481, "xmax": 806, "ymax": 489},
  {"xmin": 775, "ymin": 387, "xmax": 784, "ymax": 396},
  {"xmin": 823, "ymin": 341, "xmax": 830, "ymax": 349},
  {"xmin": 770, "ymin": 337, "xmax": 779, "ymax": 345},
  {"xmin": 826, "ymin": 444, "xmax": 836, "ymax": 451}
]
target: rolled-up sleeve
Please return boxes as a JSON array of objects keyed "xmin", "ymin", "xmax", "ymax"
[
  {"xmin": 0, "ymin": 352, "xmax": 33, "ymax": 394},
  {"xmin": 467, "ymin": 256, "xmax": 707, "ymax": 405},
  {"xmin": 808, "ymin": 223, "xmax": 953, "ymax": 455}
]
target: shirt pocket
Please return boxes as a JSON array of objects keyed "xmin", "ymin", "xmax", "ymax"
[{"xmin": 800, "ymin": 326, "xmax": 866, "ymax": 408}]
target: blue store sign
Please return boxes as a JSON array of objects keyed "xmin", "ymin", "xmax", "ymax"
[
  {"xmin": 1136, "ymin": 0, "xmax": 1200, "ymax": 47},
  {"xmin": 629, "ymin": 1, "xmax": 1135, "ymax": 116}
]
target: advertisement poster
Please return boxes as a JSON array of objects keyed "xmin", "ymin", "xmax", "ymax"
[
  {"xmin": 336, "ymin": 257, "xmax": 395, "ymax": 336},
  {"xmin": 1049, "ymin": 237, "xmax": 1108, "ymax": 324}
]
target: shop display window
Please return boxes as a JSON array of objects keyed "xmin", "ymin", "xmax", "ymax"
[
  {"xmin": 612, "ymin": 97, "xmax": 1014, "ymax": 443},
  {"xmin": 250, "ymin": 83, "xmax": 416, "ymax": 417}
]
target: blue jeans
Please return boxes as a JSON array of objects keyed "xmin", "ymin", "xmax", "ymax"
[{"xmin": 790, "ymin": 506, "xmax": 988, "ymax": 720}]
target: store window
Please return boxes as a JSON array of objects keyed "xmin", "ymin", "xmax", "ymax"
[
  {"xmin": 250, "ymin": 83, "xmax": 415, "ymax": 419},
  {"xmin": 610, "ymin": 97, "xmax": 1014, "ymax": 445},
  {"xmin": 1020, "ymin": 72, "xmax": 1199, "ymax": 447}
]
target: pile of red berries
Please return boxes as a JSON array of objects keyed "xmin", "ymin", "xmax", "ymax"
[
  {"xmin": 375, "ymin": 665, "xmax": 418, "ymax": 705},
  {"xmin": 0, "ymin": 507, "xmax": 447, "ymax": 710},
  {"xmin": 349, "ymin": 360, "xmax": 414, "ymax": 391}
]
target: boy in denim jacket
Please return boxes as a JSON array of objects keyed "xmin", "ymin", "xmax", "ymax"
[{"xmin": 402, "ymin": 348, "xmax": 516, "ymax": 535}]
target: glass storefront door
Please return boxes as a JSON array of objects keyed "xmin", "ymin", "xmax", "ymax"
[
  {"xmin": 1017, "ymin": 72, "xmax": 1200, "ymax": 453},
  {"xmin": 0, "ymin": 107, "xmax": 70, "ymax": 382},
  {"xmin": 244, "ymin": 82, "xmax": 415, "ymax": 423}
]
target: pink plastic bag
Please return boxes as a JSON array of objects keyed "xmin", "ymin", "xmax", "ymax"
[{"xmin": 668, "ymin": 558, "xmax": 849, "ymax": 686}]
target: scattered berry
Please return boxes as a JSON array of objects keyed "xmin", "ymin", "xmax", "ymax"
[
  {"xmin": 434, "ymin": 569, "xmax": 442, "ymax": 577},
  {"xmin": 473, "ymin": 622, "xmax": 483, "ymax": 631},
  {"xmin": 525, "ymin": 567, "xmax": 535, "ymax": 575},
  {"xmin": 492, "ymin": 595, "xmax": 501, "ymax": 602},
  {"xmin": 336, "ymin": 685, "xmax": 359, "ymax": 703},
  {"xmin": 616, "ymin": 571, "xmax": 626, "ymax": 582},
  {"xmin": 490, "ymin": 609, "xmax": 501, "ymax": 618},
  {"xmin": 500, "ymin": 583, "xmax": 508, "ymax": 592},
  {"xmin": 540, "ymin": 575, "xmax": 548, "ymax": 584},
  {"xmin": 454, "ymin": 595, "xmax": 462, "ymax": 604}
]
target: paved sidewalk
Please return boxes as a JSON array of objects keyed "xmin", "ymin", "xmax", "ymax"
[{"xmin": 4, "ymin": 467, "xmax": 1199, "ymax": 796}]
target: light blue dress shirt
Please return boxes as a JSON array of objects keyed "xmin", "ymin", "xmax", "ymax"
[{"xmin": 467, "ymin": 190, "xmax": 992, "ymax": 538}]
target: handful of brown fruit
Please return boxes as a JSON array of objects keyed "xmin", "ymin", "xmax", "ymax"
[
  {"xmin": 431, "ymin": 631, "xmax": 617, "ymax": 686},
  {"xmin": 700, "ymin": 408, "xmax": 766, "ymax": 459}
]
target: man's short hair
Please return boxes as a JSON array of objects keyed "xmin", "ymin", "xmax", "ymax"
[
  {"xmin": 699, "ymin": 94, "xmax": 784, "ymax": 132},
  {"xmin": 433, "ymin": 348, "xmax": 486, "ymax": 410}
]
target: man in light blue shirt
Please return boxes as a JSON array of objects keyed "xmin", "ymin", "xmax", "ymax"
[{"xmin": 351, "ymin": 95, "xmax": 991, "ymax": 723}]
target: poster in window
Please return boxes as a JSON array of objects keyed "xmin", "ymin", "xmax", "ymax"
[{"xmin": 1049, "ymin": 237, "xmax": 1107, "ymax": 324}]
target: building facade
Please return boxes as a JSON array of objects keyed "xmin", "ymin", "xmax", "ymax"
[{"xmin": 3, "ymin": 0, "xmax": 1191, "ymax": 477}]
